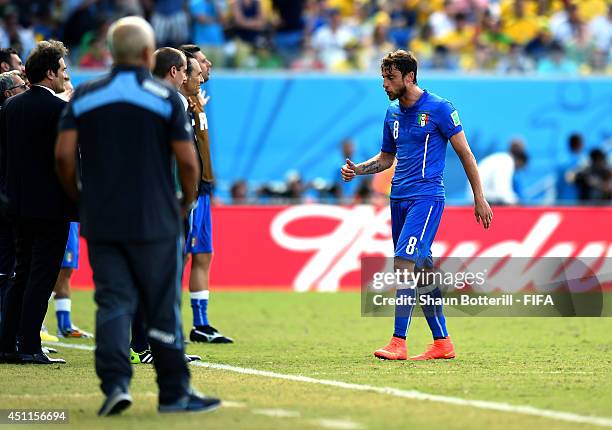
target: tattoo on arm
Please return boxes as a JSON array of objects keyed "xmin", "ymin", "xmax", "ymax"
[{"xmin": 359, "ymin": 160, "xmax": 381, "ymax": 174}]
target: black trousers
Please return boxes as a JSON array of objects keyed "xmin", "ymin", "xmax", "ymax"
[
  {"xmin": 130, "ymin": 303, "xmax": 149, "ymax": 352},
  {"xmin": 0, "ymin": 217, "xmax": 69, "ymax": 354},
  {"xmin": 88, "ymin": 237, "xmax": 190, "ymax": 404},
  {"xmin": 0, "ymin": 218, "xmax": 16, "ymax": 337}
]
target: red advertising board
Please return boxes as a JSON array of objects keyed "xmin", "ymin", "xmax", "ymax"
[{"xmin": 71, "ymin": 206, "xmax": 612, "ymax": 291}]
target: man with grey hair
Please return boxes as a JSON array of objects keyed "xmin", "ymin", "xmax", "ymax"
[
  {"xmin": 0, "ymin": 71, "xmax": 26, "ymax": 104},
  {"xmin": 55, "ymin": 16, "xmax": 220, "ymax": 416}
]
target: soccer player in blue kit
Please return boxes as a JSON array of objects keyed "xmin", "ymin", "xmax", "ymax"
[
  {"xmin": 341, "ymin": 50, "xmax": 492, "ymax": 360},
  {"xmin": 52, "ymin": 222, "xmax": 93, "ymax": 338}
]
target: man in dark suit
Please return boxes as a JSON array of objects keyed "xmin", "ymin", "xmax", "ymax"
[
  {"xmin": 0, "ymin": 70, "xmax": 28, "ymax": 335},
  {"xmin": 0, "ymin": 40, "xmax": 75, "ymax": 364}
]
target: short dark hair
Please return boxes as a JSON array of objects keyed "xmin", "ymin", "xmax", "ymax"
[
  {"xmin": 152, "ymin": 47, "xmax": 185, "ymax": 79},
  {"xmin": 179, "ymin": 44, "xmax": 201, "ymax": 55},
  {"xmin": 569, "ymin": 133, "xmax": 583, "ymax": 152},
  {"xmin": 590, "ymin": 149, "xmax": 605, "ymax": 163},
  {"xmin": 25, "ymin": 40, "xmax": 67, "ymax": 85},
  {"xmin": 181, "ymin": 50, "xmax": 195, "ymax": 76},
  {"xmin": 0, "ymin": 48, "xmax": 19, "ymax": 69},
  {"xmin": 381, "ymin": 50, "xmax": 418, "ymax": 84},
  {"xmin": 513, "ymin": 151, "xmax": 528, "ymax": 165}
]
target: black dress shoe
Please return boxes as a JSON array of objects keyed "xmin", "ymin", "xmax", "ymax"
[
  {"xmin": 0, "ymin": 352, "xmax": 18, "ymax": 364},
  {"xmin": 17, "ymin": 352, "xmax": 66, "ymax": 364}
]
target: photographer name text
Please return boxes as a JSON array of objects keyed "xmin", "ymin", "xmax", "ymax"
[{"xmin": 371, "ymin": 294, "xmax": 555, "ymax": 307}]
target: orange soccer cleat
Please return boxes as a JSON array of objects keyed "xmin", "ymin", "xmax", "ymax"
[
  {"xmin": 409, "ymin": 337, "xmax": 455, "ymax": 360},
  {"xmin": 374, "ymin": 336, "xmax": 407, "ymax": 360}
]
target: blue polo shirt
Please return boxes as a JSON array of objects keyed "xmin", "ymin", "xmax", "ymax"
[{"xmin": 381, "ymin": 90, "xmax": 462, "ymax": 200}]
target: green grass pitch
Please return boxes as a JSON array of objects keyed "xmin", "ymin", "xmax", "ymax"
[{"xmin": 0, "ymin": 290, "xmax": 610, "ymax": 430}]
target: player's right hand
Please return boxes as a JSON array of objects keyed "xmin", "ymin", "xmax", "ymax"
[{"xmin": 341, "ymin": 158, "xmax": 357, "ymax": 182}]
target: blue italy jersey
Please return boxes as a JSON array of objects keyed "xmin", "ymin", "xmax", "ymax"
[{"xmin": 381, "ymin": 90, "xmax": 462, "ymax": 200}]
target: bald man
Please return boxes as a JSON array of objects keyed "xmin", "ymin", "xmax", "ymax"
[{"xmin": 55, "ymin": 16, "xmax": 220, "ymax": 416}]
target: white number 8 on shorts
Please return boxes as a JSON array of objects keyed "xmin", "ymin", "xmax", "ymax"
[{"xmin": 406, "ymin": 236, "xmax": 417, "ymax": 255}]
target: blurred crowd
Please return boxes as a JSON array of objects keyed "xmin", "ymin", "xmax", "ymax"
[
  {"xmin": 229, "ymin": 138, "xmax": 393, "ymax": 205},
  {"xmin": 0, "ymin": 0, "xmax": 610, "ymax": 73},
  {"xmin": 1, "ymin": 0, "xmax": 610, "ymax": 207},
  {"xmin": 225, "ymin": 133, "xmax": 612, "ymax": 205}
]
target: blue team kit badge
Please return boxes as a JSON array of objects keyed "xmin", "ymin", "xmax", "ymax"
[
  {"xmin": 65, "ymin": 252, "xmax": 73, "ymax": 263},
  {"xmin": 191, "ymin": 237, "xmax": 197, "ymax": 248},
  {"xmin": 418, "ymin": 112, "xmax": 429, "ymax": 127}
]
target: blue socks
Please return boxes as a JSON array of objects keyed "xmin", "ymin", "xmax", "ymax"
[
  {"xmin": 419, "ymin": 285, "xmax": 449, "ymax": 338},
  {"xmin": 190, "ymin": 291, "xmax": 209, "ymax": 327},
  {"xmin": 393, "ymin": 287, "xmax": 416, "ymax": 339},
  {"xmin": 392, "ymin": 284, "xmax": 449, "ymax": 339},
  {"xmin": 55, "ymin": 298, "xmax": 72, "ymax": 332}
]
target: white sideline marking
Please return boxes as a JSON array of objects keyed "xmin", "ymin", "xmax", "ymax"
[
  {"xmin": 48, "ymin": 341, "xmax": 95, "ymax": 351},
  {"xmin": 189, "ymin": 361, "xmax": 612, "ymax": 428},
  {"xmin": 314, "ymin": 418, "xmax": 364, "ymax": 429},
  {"xmin": 46, "ymin": 342, "xmax": 612, "ymax": 428},
  {"xmin": 252, "ymin": 408, "xmax": 300, "ymax": 418},
  {"xmin": 223, "ymin": 401, "xmax": 247, "ymax": 408}
]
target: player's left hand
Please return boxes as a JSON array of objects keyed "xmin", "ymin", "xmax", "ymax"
[{"xmin": 474, "ymin": 198, "xmax": 492, "ymax": 229}]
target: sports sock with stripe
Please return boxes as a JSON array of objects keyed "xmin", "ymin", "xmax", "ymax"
[
  {"xmin": 393, "ymin": 286, "xmax": 416, "ymax": 339},
  {"xmin": 55, "ymin": 298, "xmax": 72, "ymax": 332},
  {"xmin": 418, "ymin": 284, "xmax": 449, "ymax": 339},
  {"xmin": 190, "ymin": 290, "xmax": 209, "ymax": 328}
]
